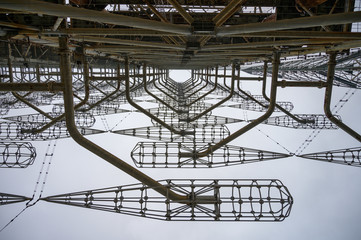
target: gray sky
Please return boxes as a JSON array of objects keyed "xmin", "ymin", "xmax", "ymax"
[{"xmin": 1, "ymin": 69, "xmax": 361, "ymax": 240}]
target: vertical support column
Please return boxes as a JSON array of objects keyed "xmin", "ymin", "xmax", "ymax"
[
  {"xmin": 7, "ymin": 42, "xmax": 13, "ymax": 83},
  {"xmin": 324, "ymin": 52, "xmax": 361, "ymax": 142}
]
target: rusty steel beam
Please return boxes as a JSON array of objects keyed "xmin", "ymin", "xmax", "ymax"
[
  {"xmin": 213, "ymin": 0, "xmax": 247, "ymax": 27},
  {"xmin": 217, "ymin": 11, "xmax": 361, "ymax": 36},
  {"xmin": 0, "ymin": 82, "xmax": 63, "ymax": 92},
  {"xmin": 0, "ymin": 0, "xmax": 191, "ymax": 35},
  {"xmin": 71, "ymin": 36, "xmax": 185, "ymax": 50},
  {"xmin": 166, "ymin": 0, "xmax": 194, "ymax": 24}
]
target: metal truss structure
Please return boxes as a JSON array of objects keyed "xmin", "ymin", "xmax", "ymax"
[
  {"xmin": 243, "ymin": 50, "xmax": 361, "ymax": 89},
  {"xmin": 43, "ymin": 179, "xmax": 293, "ymax": 221},
  {"xmin": 299, "ymin": 147, "xmax": 361, "ymax": 166},
  {"xmin": 0, "ymin": 192, "xmax": 30, "ymax": 205},
  {"xmin": 131, "ymin": 142, "xmax": 291, "ymax": 168},
  {"xmin": 0, "ymin": 142, "xmax": 36, "ymax": 168},
  {"xmin": 0, "ymin": 0, "xmax": 360, "ymax": 224}
]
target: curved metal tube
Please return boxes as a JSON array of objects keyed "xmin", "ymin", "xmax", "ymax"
[
  {"xmin": 186, "ymin": 64, "xmax": 236, "ymax": 122},
  {"xmin": 261, "ymin": 62, "xmax": 312, "ymax": 124},
  {"xmin": 186, "ymin": 67, "xmax": 218, "ymax": 107},
  {"xmin": 82, "ymin": 64, "xmax": 121, "ymax": 111},
  {"xmin": 7, "ymin": 45, "xmax": 54, "ymax": 123},
  {"xmin": 153, "ymin": 74, "xmax": 178, "ymax": 101},
  {"xmin": 237, "ymin": 79, "xmax": 268, "ymax": 108},
  {"xmin": 158, "ymin": 75, "xmax": 179, "ymax": 96},
  {"xmin": 59, "ymin": 37, "xmax": 187, "ymax": 202},
  {"xmin": 180, "ymin": 52, "xmax": 281, "ymax": 158},
  {"xmin": 12, "ymin": 92, "xmax": 54, "ymax": 120},
  {"xmin": 183, "ymin": 70, "xmax": 202, "ymax": 94},
  {"xmin": 143, "ymin": 64, "xmax": 179, "ymax": 113},
  {"xmin": 324, "ymin": 52, "xmax": 361, "ymax": 142},
  {"xmin": 184, "ymin": 69, "xmax": 209, "ymax": 99},
  {"xmin": 31, "ymin": 54, "xmax": 90, "ymax": 134},
  {"xmin": 124, "ymin": 57, "xmax": 193, "ymax": 136}
]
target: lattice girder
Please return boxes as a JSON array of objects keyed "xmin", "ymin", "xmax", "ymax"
[
  {"xmin": 113, "ymin": 125, "xmax": 230, "ymax": 143},
  {"xmin": 299, "ymin": 147, "xmax": 361, "ymax": 167},
  {"xmin": 0, "ymin": 192, "xmax": 30, "ymax": 205},
  {"xmin": 131, "ymin": 142, "xmax": 291, "ymax": 168},
  {"xmin": 0, "ymin": 122, "xmax": 104, "ymax": 141},
  {"xmin": 43, "ymin": 179, "xmax": 293, "ymax": 221},
  {"xmin": 0, "ymin": 142, "xmax": 36, "ymax": 168},
  {"xmin": 263, "ymin": 114, "xmax": 341, "ymax": 129}
]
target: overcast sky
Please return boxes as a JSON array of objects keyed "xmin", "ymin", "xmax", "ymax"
[{"xmin": 1, "ymin": 68, "xmax": 361, "ymax": 240}]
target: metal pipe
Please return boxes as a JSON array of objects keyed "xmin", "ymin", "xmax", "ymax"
[
  {"xmin": 52, "ymin": 17, "xmax": 63, "ymax": 31},
  {"xmin": 261, "ymin": 62, "xmax": 311, "ymax": 124},
  {"xmin": 6, "ymin": 44, "xmax": 55, "ymax": 120},
  {"xmin": 202, "ymin": 38, "xmax": 344, "ymax": 51},
  {"xmin": 186, "ymin": 67, "xmax": 219, "ymax": 107},
  {"xmin": 0, "ymin": 82, "xmax": 63, "ymax": 92},
  {"xmin": 159, "ymin": 75, "xmax": 179, "ymax": 94},
  {"xmin": 33, "ymin": 53, "xmax": 91, "ymax": 133},
  {"xmin": 152, "ymin": 75, "xmax": 178, "ymax": 101},
  {"xmin": 143, "ymin": 64, "xmax": 179, "ymax": 113},
  {"xmin": 182, "ymin": 70, "xmax": 199, "ymax": 89},
  {"xmin": 324, "ymin": 52, "xmax": 361, "ymax": 142},
  {"xmin": 186, "ymin": 64, "xmax": 236, "ymax": 122},
  {"xmin": 0, "ymin": 20, "xmax": 39, "ymax": 31},
  {"xmin": 184, "ymin": 69, "xmax": 209, "ymax": 99},
  {"xmin": 180, "ymin": 52, "xmax": 281, "ymax": 158},
  {"xmin": 83, "ymin": 65, "xmax": 122, "ymax": 111},
  {"xmin": 183, "ymin": 71, "xmax": 203, "ymax": 94},
  {"xmin": 277, "ymin": 80, "xmax": 327, "ymax": 88},
  {"xmin": 236, "ymin": 76, "xmax": 263, "ymax": 81},
  {"xmin": 32, "ymin": 28, "xmax": 361, "ymax": 39},
  {"xmin": 1, "ymin": 0, "xmax": 191, "ymax": 35},
  {"xmin": 217, "ymin": 11, "xmax": 361, "ymax": 36},
  {"xmin": 236, "ymin": 80, "xmax": 268, "ymax": 108},
  {"xmin": 51, "ymin": 28, "xmax": 183, "ymax": 36},
  {"xmin": 59, "ymin": 37, "xmax": 187, "ymax": 201},
  {"xmin": 157, "ymin": 75, "xmax": 179, "ymax": 97},
  {"xmin": 237, "ymin": 31, "xmax": 361, "ymax": 39},
  {"xmin": 124, "ymin": 57, "xmax": 192, "ymax": 136},
  {"xmin": 71, "ymin": 36, "xmax": 185, "ymax": 51},
  {"xmin": 162, "ymin": 73, "xmax": 179, "ymax": 90},
  {"xmin": 12, "ymin": 92, "xmax": 54, "ymax": 120}
]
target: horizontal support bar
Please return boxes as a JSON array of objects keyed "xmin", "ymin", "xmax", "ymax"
[
  {"xmin": 217, "ymin": 11, "xmax": 361, "ymax": 36},
  {"xmin": 277, "ymin": 80, "xmax": 327, "ymax": 88},
  {"xmin": 0, "ymin": 82, "xmax": 64, "ymax": 92},
  {"xmin": 90, "ymin": 76, "xmax": 126, "ymax": 81},
  {"xmin": 1, "ymin": 0, "xmax": 191, "ymax": 35},
  {"xmin": 236, "ymin": 76, "xmax": 263, "ymax": 81}
]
